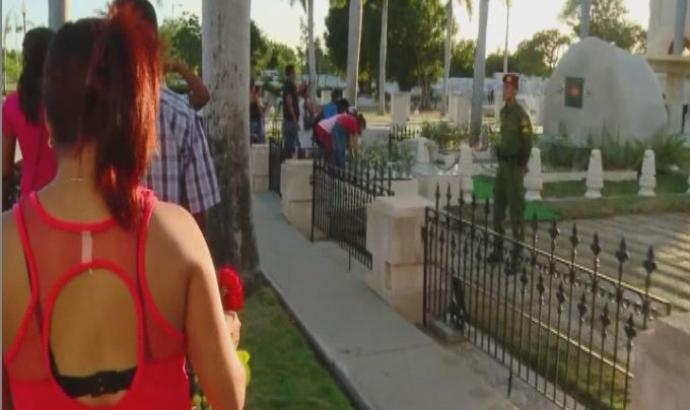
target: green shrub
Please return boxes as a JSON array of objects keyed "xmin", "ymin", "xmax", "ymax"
[
  {"xmin": 358, "ymin": 139, "xmax": 415, "ymax": 178},
  {"xmin": 419, "ymin": 121, "xmax": 469, "ymax": 153},
  {"xmin": 649, "ymin": 134, "xmax": 690, "ymax": 173},
  {"xmin": 538, "ymin": 134, "xmax": 590, "ymax": 170}
]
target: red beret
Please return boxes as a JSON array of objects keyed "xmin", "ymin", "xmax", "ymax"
[{"xmin": 503, "ymin": 73, "xmax": 520, "ymax": 89}]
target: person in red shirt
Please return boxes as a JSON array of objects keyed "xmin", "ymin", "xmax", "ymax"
[{"xmin": 315, "ymin": 110, "xmax": 366, "ymax": 166}]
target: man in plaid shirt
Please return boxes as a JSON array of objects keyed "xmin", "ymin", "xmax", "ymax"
[
  {"xmin": 145, "ymin": 88, "xmax": 220, "ymax": 230},
  {"xmin": 118, "ymin": 0, "xmax": 220, "ymax": 229}
]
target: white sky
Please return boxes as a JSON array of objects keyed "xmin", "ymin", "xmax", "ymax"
[{"xmin": 2, "ymin": 0, "xmax": 649, "ymax": 54}]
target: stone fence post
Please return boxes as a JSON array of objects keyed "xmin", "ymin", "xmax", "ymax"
[
  {"xmin": 631, "ymin": 313, "xmax": 690, "ymax": 410},
  {"xmin": 250, "ymin": 143, "xmax": 269, "ymax": 193},
  {"xmin": 280, "ymin": 160, "xmax": 314, "ymax": 237},
  {"xmin": 365, "ymin": 195, "xmax": 432, "ymax": 324}
]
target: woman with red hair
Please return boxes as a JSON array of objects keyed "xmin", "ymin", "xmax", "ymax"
[{"xmin": 2, "ymin": 5, "xmax": 244, "ymax": 410}]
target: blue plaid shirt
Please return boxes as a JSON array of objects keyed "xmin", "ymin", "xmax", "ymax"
[{"xmin": 144, "ymin": 87, "xmax": 220, "ymax": 214}]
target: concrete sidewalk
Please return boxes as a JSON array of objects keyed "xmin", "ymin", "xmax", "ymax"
[{"xmin": 253, "ymin": 193, "xmax": 554, "ymax": 410}]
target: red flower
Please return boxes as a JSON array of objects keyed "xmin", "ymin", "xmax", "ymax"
[{"xmin": 218, "ymin": 266, "xmax": 244, "ymax": 311}]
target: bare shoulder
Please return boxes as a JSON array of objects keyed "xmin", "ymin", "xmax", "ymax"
[{"xmin": 146, "ymin": 201, "xmax": 211, "ymax": 275}]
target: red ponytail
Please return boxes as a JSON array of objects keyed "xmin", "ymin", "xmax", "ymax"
[{"xmin": 82, "ymin": 4, "xmax": 160, "ymax": 228}]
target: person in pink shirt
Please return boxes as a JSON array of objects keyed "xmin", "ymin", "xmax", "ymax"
[
  {"xmin": 2, "ymin": 27, "xmax": 57, "ymax": 209},
  {"xmin": 315, "ymin": 109, "xmax": 366, "ymax": 166}
]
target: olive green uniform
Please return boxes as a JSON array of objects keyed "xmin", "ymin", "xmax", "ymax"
[{"xmin": 494, "ymin": 101, "xmax": 532, "ymax": 241}]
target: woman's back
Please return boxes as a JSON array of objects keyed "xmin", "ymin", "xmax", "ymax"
[
  {"xmin": 3, "ymin": 8, "xmax": 244, "ymax": 409},
  {"xmin": 2, "ymin": 183, "xmax": 195, "ymax": 409}
]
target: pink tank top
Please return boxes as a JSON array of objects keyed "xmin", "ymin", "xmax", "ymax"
[
  {"xmin": 2, "ymin": 92, "xmax": 57, "ymax": 196},
  {"xmin": 4, "ymin": 189, "xmax": 190, "ymax": 409}
]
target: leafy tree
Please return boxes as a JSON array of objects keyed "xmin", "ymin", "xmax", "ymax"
[
  {"xmin": 2, "ymin": 50, "xmax": 21, "ymax": 92},
  {"xmin": 160, "ymin": 13, "xmax": 202, "ymax": 72},
  {"xmin": 513, "ymin": 29, "xmax": 571, "ymax": 77},
  {"xmin": 325, "ymin": 0, "xmax": 446, "ymax": 107},
  {"xmin": 297, "ymin": 38, "xmax": 337, "ymax": 79},
  {"xmin": 450, "ymin": 39, "xmax": 475, "ymax": 77},
  {"xmin": 561, "ymin": 0, "xmax": 646, "ymax": 52},
  {"xmin": 485, "ymin": 52, "xmax": 513, "ymax": 77},
  {"xmin": 251, "ymin": 20, "xmax": 270, "ymax": 76},
  {"xmin": 387, "ymin": 0, "xmax": 445, "ymax": 105},
  {"xmin": 266, "ymin": 42, "xmax": 299, "ymax": 73}
]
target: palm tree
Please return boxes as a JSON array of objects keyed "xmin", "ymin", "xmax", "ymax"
[
  {"xmin": 202, "ymin": 0, "xmax": 260, "ymax": 278},
  {"xmin": 289, "ymin": 0, "xmax": 318, "ymax": 102},
  {"xmin": 502, "ymin": 0, "xmax": 511, "ymax": 74},
  {"xmin": 580, "ymin": 0, "xmax": 590, "ymax": 38},
  {"xmin": 345, "ymin": 0, "xmax": 364, "ymax": 106},
  {"xmin": 48, "ymin": 0, "xmax": 69, "ymax": 30},
  {"xmin": 442, "ymin": 0, "xmax": 472, "ymax": 114},
  {"xmin": 378, "ymin": 0, "xmax": 388, "ymax": 115},
  {"xmin": 470, "ymin": 0, "xmax": 489, "ymax": 137}
]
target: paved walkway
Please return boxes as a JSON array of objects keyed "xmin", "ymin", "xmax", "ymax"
[{"xmin": 253, "ymin": 193, "xmax": 556, "ymax": 410}]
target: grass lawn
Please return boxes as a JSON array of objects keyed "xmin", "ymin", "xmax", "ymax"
[
  {"xmin": 472, "ymin": 174, "xmax": 690, "ymax": 221},
  {"xmin": 242, "ymin": 284, "xmax": 354, "ymax": 410}
]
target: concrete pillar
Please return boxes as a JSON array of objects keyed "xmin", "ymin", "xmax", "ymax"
[
  {"xmin": 365, "ymin": 195, "xmax": 432, "ymax": 324},
  {"xmin": 391, "ymin": 92, "xmax": 411, "ymax": 127},
  {"xmin": 524, "ymin": 147, "xmax": 543, "ymax": 201},
  {"xmin": 665, "ymin": 74, "xmax": 686, "ymax": 134},
  {"xmin": 631, "ymin": 313, "xmax": 690, "ymax": 410},
  {"xmin": 49, "ymin": 0, "xmax": 69, "ymax": 30},
  {"xmin": 638, "ymin": 149, "xmax": 657, "ymax": 197},
  {"xmin": 674, "ymin": 0, "xmax": 689, "ymax": 55},
  {"xmin": 585, "ymin": 149, "xmax": 604, "ymax": 199},
  {"xmin": 280, "ymin": 160, "xmax": 314, "ymax": 237},
  {"xmin": 250, "ymin": 144, "xmax": 269, "ymax": 193}
]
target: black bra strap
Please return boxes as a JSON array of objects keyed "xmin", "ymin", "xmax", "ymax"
[{"xmin": 49, "ymin": 349, "xmax": 136, "ymax": 398}]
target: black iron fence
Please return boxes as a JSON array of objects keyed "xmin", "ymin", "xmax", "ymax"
[
  {"xmin": 423, "ymin": 185, "xmax": 672, "ymax": 410},
  {"xmin": 311, "ymin": 155, "xmax": 394, "ymax": 269}
]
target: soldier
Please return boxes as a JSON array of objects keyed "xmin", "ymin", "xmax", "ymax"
[{"xmin": 493, "ymin": 73, "xmax": 532, "ymax": 244}]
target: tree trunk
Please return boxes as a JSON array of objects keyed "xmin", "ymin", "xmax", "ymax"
[
  {"xmin": 503, "ymin": 2, "xmax": 510, "ymax": 74},
  {"xmin": 307, "ymin": 0, "xmax": 318, "ymax": 102},
  {"xmin": 49, "ymin": 0, "xmax": 69, "ymax": 30},
  {"xmin": 442, "ymin": 0, "xmax": 453, "ymax": 115},
  {"xmin": 202, "ymin": 0, "xmax": 260, "ymax": 280},
  {"xmin": 580, "ymin": 0, "xmax": 590, "ymax": 39},
  {"xmin": 345, "ymin": 0, "xmax": 363, "ymax": 106},
  {"xmin": 470, "ymin": 0, "xmax": 490, "ymax": 138},
  {"xmin": 378, "ymin": 0, "xmax": 388, "ymax": 115}
]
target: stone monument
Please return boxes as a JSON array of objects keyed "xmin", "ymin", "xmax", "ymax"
[{"xmin": 543, "ymin": 38, "xmax": 667, "ymax": 145}]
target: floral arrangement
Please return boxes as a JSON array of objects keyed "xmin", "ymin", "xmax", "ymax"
[{"xmin": 191, "ymin": 266, "xmax": 251, "ymax": 410}]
